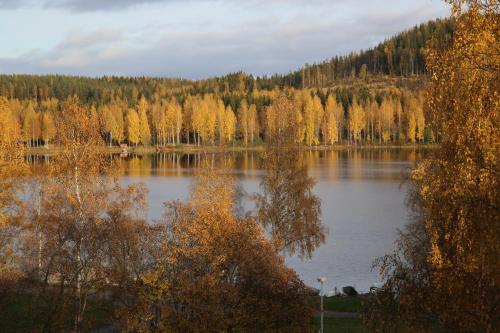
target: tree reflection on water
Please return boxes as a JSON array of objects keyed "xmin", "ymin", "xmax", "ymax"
[{"xmin": 255, "ymin": 147, "xmax": 326, "ymax": 259}]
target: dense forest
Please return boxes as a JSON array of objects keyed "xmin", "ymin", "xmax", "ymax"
[
  {"xmin": 0, "ymin": 87, "xmax": 432, "ymax": 149},
  {"xmin": 269, "ymin": 17, "xmax": 455, "ymax": 88},
  {"xmin": 0, "ymin": 18, "xmax": 455, "ymax": 149}
]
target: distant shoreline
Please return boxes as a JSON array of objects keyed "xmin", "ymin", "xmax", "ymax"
[{"xmin": 25, "ymin": 144, "xmax": 439, "ymax": 155}]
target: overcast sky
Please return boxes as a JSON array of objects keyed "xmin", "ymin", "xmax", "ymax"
[{"xmin": 0, "ymin": 0, "xmax": 450, "ymax": 79}]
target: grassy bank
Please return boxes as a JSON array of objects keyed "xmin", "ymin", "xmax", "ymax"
[{"xmin": 313, "ymin": 294, "xmax": 366, "ymax": 313}]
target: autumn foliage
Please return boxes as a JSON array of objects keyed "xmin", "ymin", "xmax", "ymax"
[
  {"xmin": 0, "ymin": 86, "xmax": 433, "ymax": 151},
  {"xmin": 366, "ymin": 1, "xmax": 499, "ymax": 332},
  {"xmin": 117, "ymin": 169, "xmax": 313, "ymax": 332},
  {"xmin": 0, "ymin": 97, "xmax": 316, "ymax": 331}
]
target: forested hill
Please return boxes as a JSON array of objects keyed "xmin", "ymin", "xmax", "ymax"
[
  {"xmin": 0, "ymin": 18, "xmax": 454, "ymax": 103},
  {"xmin": 259, "ymin": 17, "xmax": 455, "ymax": 89}
]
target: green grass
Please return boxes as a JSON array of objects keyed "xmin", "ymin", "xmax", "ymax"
[
  {"xmin": 311, "ymin": 295, "xmax": 366, "ymax": 313},
  {"xmin": 311, "ymin": 317, "xmax": 365, "ymax": 333}
]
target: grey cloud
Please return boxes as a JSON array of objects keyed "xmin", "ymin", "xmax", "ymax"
[
  {"xmin": 43, "ymin": 0, "xmax": 169, "ymax": 12},
  {"xmin": 57, "ymin": 30, "xmax": 124, "ymax": 49},
  {"xmin": 0, "ymin": 1, "xmax": 449, "ymax": 78},
  {"xmin": 0, "ymin": 0, "xmax": 27, "ymax": 8},
  {"xmin": 0, "ymin": 0, "xmax": 181, "ymax": 12},
  {"xmin": 1, "ymin": 0, "xmax": 349, "ymax": 12}
]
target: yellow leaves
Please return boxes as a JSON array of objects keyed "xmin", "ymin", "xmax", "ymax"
[
  {"xmin": 382, "ymin": 130, "xmax": 391, "ymax": 143},
  {"xmin": 142, "ymin": 271, "xmax": 171, "ymax": 298},
  {"xmin": 137, "ymin": 98, "xmax": 151, "ymax": 145},
  {"xmin": 0, "ymin": 101, "xmax": 26, "ymax": 278},
  {"xmin": 321, "ymin": 95, "xmax": 339, "ymax": 144},
  {"xmin": 223, "ymin": 105, "xmax": 236, "ymax": 143},
  {"xmin": 400, "ymin": 2, "xmax": 500, "ymax": 330},
  {"xmin": 237, "ymin": 100, "xmax": 259, "ymax": 145},
  {"xmin": 264, "ymin": 93, "xmax": 298, "ymax": 144},
  {"xmin": 322, "ymin": 98, "xmax": 339, "ymax": 145},
  {"xmin": 40, "ymin": 112, "xmax": 56, "ymax": 146},
  {"xmin": 190, "ymin": 94, "xmax": 224, "ymax": 145},
  {"xmin": 370, "ymin": 4, "xmax": 497, "ymax": 330},
  {"xmin": 126, "ymin": 108, "xmax": 140, "ymax": 145},
  {"xmin": 300, "ymin": 92, "xmax": 323, "ymax": 146},
  {"xmin": 349, "ymin": 99, "xmax": 365, "ymax": 143},
  {"xmin": 0, "ymin": 97, "xmax": 21, "ymax": 146},
  {"xmin": 407, "ymin": 111, "xmax": 417, "ymax": 144},
  {"xmin": 156, "ymin": 97, "xmax": 183, "ymax": 145}
]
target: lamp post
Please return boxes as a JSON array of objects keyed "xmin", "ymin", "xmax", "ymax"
[{"xmin": 317, "ymin": 276, "xmax": 327, "ymax": 333}]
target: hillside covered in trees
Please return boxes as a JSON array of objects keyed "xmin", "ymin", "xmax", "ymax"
[{"xmin": 0, "ymin": 18, "xmax": 455, "ymax": 148}]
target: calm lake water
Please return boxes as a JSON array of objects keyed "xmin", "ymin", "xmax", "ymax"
[{"xmin": 115, "ymin": 148, "xmax": 428, "ymax": 293}]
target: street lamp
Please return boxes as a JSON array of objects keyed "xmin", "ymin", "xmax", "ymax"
[{"xmin": 317, "ymin": 276, "xmax": 327, "ymax": 333}]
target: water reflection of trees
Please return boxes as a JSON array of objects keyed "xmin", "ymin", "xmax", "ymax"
[
  {"xmin": 256, "ymin": 147, "xmax": 326, "ymax": 258},
  {"xmin": 25, "ymin": 147, "xmax": 432, "ymax": 180},
  {"xmin": 254, "ymin": 93, "xmax": 326, "ymax": 258}
]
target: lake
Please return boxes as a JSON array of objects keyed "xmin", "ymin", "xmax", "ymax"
[{"xmin": 114, "ymin": 148, "xmax": 429, "ymax": 294}]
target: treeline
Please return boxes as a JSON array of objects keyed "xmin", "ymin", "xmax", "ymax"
[{"xmin": 0, "ymin": 86, "xmax": 436, "ymax": 149}]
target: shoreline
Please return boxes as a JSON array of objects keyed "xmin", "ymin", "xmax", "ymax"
[{"xmin": 25, "ymin": 144, "xmax": 439, "ymax": 155}]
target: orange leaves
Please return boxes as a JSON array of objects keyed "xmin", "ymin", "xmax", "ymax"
[{"xmin": 129, "ymin": 168, "xmax": 315, "ymax": 331}]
